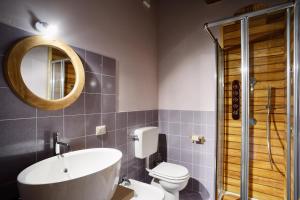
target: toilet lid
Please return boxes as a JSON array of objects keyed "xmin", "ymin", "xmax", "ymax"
[{"xmin": 151, "ymin": 162, "xmax": 189, "ymax": 180}]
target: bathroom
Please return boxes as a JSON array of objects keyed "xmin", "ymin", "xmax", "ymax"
[{"xmin": 0, "ymin": 0, "xmax": 299, "ymax": 200}]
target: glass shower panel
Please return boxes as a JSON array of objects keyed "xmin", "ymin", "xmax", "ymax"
[
  {"xmin": 218, "ymin": 20, "xmax": 242, "ymax": 200},
  {"xmin": 247, "ymin": 11, "xmax": 287, "ymax": 200}
]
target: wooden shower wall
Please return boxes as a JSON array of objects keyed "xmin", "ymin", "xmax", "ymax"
[{"xmin": 222, "ymin": 11, "xmax": 287, "ymax": 200}]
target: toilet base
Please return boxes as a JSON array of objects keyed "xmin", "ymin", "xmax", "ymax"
[{"xmin": 151, "ymin": 180, "xmax": 179, "ymax": 200}]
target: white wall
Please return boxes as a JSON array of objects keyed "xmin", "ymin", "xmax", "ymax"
[
  {"xmin": 21, "ymin": 46, "xmax": 48, "ymax": 98},
  {"xmin": 0, "ymin": 0, "xmax": 158, "ymax": 112},
  {"xmin": 158, "ymin": 0, "xmax": 285, "ymax": 111}
]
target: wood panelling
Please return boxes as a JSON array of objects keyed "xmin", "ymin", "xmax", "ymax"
[{"xmin": 221, "ymin": 11, "xmax": 287, "ymax": 200}]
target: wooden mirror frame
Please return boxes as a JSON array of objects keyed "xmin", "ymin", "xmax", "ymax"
[{"xmin": 5, "ymin": 36, "xmax": 85, "ymax": 110}]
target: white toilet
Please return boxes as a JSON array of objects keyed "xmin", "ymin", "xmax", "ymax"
[{"xmin": 133, "ymin": 127, "xmax": 190, "ymax": 200}]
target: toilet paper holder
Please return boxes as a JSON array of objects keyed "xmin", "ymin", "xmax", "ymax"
[{"xmin": 191, "ymin": 135, "xmax": 206, "ymax": 144}]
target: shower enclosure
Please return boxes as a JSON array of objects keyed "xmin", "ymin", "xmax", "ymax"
[{"xmin": 205, "ymin": 1, "xmax": 300, "ymax": 200}]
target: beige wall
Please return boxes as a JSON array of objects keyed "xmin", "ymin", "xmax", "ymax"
[
  {"xmin": 0, "ymin": 0, "xmax": 158, "ymax": 112},
  {"xmin": 158, "ymin": 0, "xmax": 285, "ymax": 111}
]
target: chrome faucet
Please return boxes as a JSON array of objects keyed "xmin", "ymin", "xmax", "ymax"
[{"xmin": 53, "ymin": 132, "xmax": 71, "ymax": 156}]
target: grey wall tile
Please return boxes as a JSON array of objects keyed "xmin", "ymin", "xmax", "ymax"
[
  {"xmin": 145, "ymin": 110, "xmax": 153, "ymax": 122},
  {"xmin": 207, "ymin": 111, "xmax": 215, "ymax": 126},
  {"xmin": 37, "ymin": 117, "xmax": 63, "ymax": 145},
  {"xmin": 85, "ymin": 50, "xmax": 102, "ymax": 73},
  {"xmin": 85, "ymin": 72, "xmax": 101, "ymax": 93},
  {"xmin": 167, "ymin": 147, "xmax": 180, "ymax": 161},
  {"xmin": 103, "ymin": 131, "xmax": 116, "ymax": 147},
  {"xmin": 86, "ymin": 135, "xmax": 102, "ymax": 148},
  {"xmin": 63, "ymin": 115, "xmax": 85, "ymax": 139},
  {"xmin": 153, "ymin": 110, "xmax": 158, "ymax": 122},
  {"xmin": 194, "ymin": 111, "xmax": 205, "ymax": 125},
  {"xmin": 36, "ymin": 143, "xmax": 53, "ymax": 161},
  {"xmin": 0, "ymin": 88, "xmax": 36, "ymax": 120},
  {"xmin": 101, "ymin": 94, "xmax": 116, "ymax": 113},
  {"xmin": 181, "ymin": 123, "xmax": 193, "ymax": 136},
  {"xmin": 116, "ymin": 112, "xmax": 127, "ymax": 129},
  {"xmin": 180, "ymin": 149, "xmax": 192, "ymax": 163},
  {"xmin": 102, "ymin": 75, "xmax": 116, "ymax": 94},
  {"xmin": 101, "ymin": 113, "xmax": 116, "ymax": 132},
  {"xmin": 0, "ymin": 119, "xmax": 36, "ymax": 184},
  {"xmin": 168, "ymin": 135, "xmax": 180, "ymax": 148},
  {"xmin": 169, "ymin": 110, "xmax": 180, "ymax": 122},
  {"xmin": 69, "ymin": 137, "xmax": 85, "ymax": 151},
  {"xmin": 85, "ymin": 93, "xmax": 101, "ymax": 114},
  {"xmin": 37, "ymin": 109, "xmax": 63, "ymax": 117},
  {"xmin": 64, "ymin": 93, "xmax": 84, "ymax": 115},
  {"xmin": 85, "ymin": 114, "xmax": 101, "ymax": 136},
  {"xmin": 180, "ymin": 110, "xmax": 194, "ymax": 123},
  {"xmin": 169, "ymin": 123, "xmax": 180, "ymax": 135},
  {"xmin": 159, "ymin": 121, "xmax": 168, "ymax": 134},
  {"xmin": 128, "ymin": 111, "xmax": 137, "ymax": 127},
  {"xmin": 102, "ymin": 56, "xmax": 116, "ymax": 76},
  {"xmin": 136, "ymin": 111, "xmax": 145, "ymax": 125},
  {"xmin": 116, "ymin": 128, "xmax": 127, "ymax": 146},
  {"xmin": 159, "ymin": 110, "xmax": 169, "ymax": 121},
  {"xmin": 180, "ymin": 136, "xmax": 192, "ymax": 150}
]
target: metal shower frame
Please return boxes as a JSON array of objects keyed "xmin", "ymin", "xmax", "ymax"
[{"xmin": 204, "ymin": 1, "xmax": 300, "ymax": 200}]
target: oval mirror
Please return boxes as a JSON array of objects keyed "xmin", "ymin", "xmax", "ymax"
[{"xmin": 5, "ymin": 36, "xmax": 85, "ymax": 110}]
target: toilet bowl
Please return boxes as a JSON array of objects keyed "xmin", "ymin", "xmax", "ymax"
[{"xmin": 147, "ymin": 162, "xmax": 190, "ymax": 200}]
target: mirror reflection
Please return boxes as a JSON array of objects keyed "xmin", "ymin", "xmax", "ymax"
[{"xmin": 21, "ymin": 46, "xmax": 75, "ymax": 100}]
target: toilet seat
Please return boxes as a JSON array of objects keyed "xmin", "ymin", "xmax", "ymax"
[{"xmin": 147, "ymin": 162, "xmax": 190, "ymax": 183}]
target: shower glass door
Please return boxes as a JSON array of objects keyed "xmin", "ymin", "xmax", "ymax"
[{"xmin": 247, "ymin": 11, "xmax": 287, "ymax": 200}]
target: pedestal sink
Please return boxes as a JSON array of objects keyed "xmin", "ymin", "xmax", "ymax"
[{"xmin": 17, "ymin": 148, "xmax": 122, "ymax": 200}]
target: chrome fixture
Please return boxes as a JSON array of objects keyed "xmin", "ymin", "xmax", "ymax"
[
  {"xmin": 53, "ymin": 132, "xmax": 70, "ymax": 156},
  {"xmin": 119, "ymin": 176, "xmax": 131, "ymax": 186},
  {"xmin": 266, "ymin": 86, "xmax": 273, "ymax": 169}
]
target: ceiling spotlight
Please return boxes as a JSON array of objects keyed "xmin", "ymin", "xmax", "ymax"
[{"xmin": 35, "ymin": 21, "xmax": 58, "ymax": 39}]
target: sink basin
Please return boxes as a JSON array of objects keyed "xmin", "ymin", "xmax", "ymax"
[
  {"xmin": 17, "ymin": 148, "xmax": 122, "ymax": 200},
  {"xmin": 121, "ymin": 179, "xmax": 164, "ymax": 200}
]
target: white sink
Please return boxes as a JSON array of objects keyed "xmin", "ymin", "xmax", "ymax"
[
  {"xmin": 122, "ymin": 179, "xmax": 164, "ymax": 200},
  {"xmin": 17, "ymin": 148, "xmax": 122, "ymax": 200}
]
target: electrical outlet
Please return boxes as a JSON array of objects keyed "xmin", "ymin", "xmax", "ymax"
[{"xmin": 96, "ymin": 125, "xmax": 106, "ymax": 135}]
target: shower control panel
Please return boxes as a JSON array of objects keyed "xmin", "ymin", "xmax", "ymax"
[{"xmin": 232, "ymin": 80, "xmax": 240, "ymax": 120}]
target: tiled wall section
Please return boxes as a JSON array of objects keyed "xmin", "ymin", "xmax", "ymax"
[
  {"xmin": 0, "ymin": 23, "xmax": 158, "ymax": 200},
  {"xmin": 158, "ymin": 110, "xmax": 216, "ymax": 200}
]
